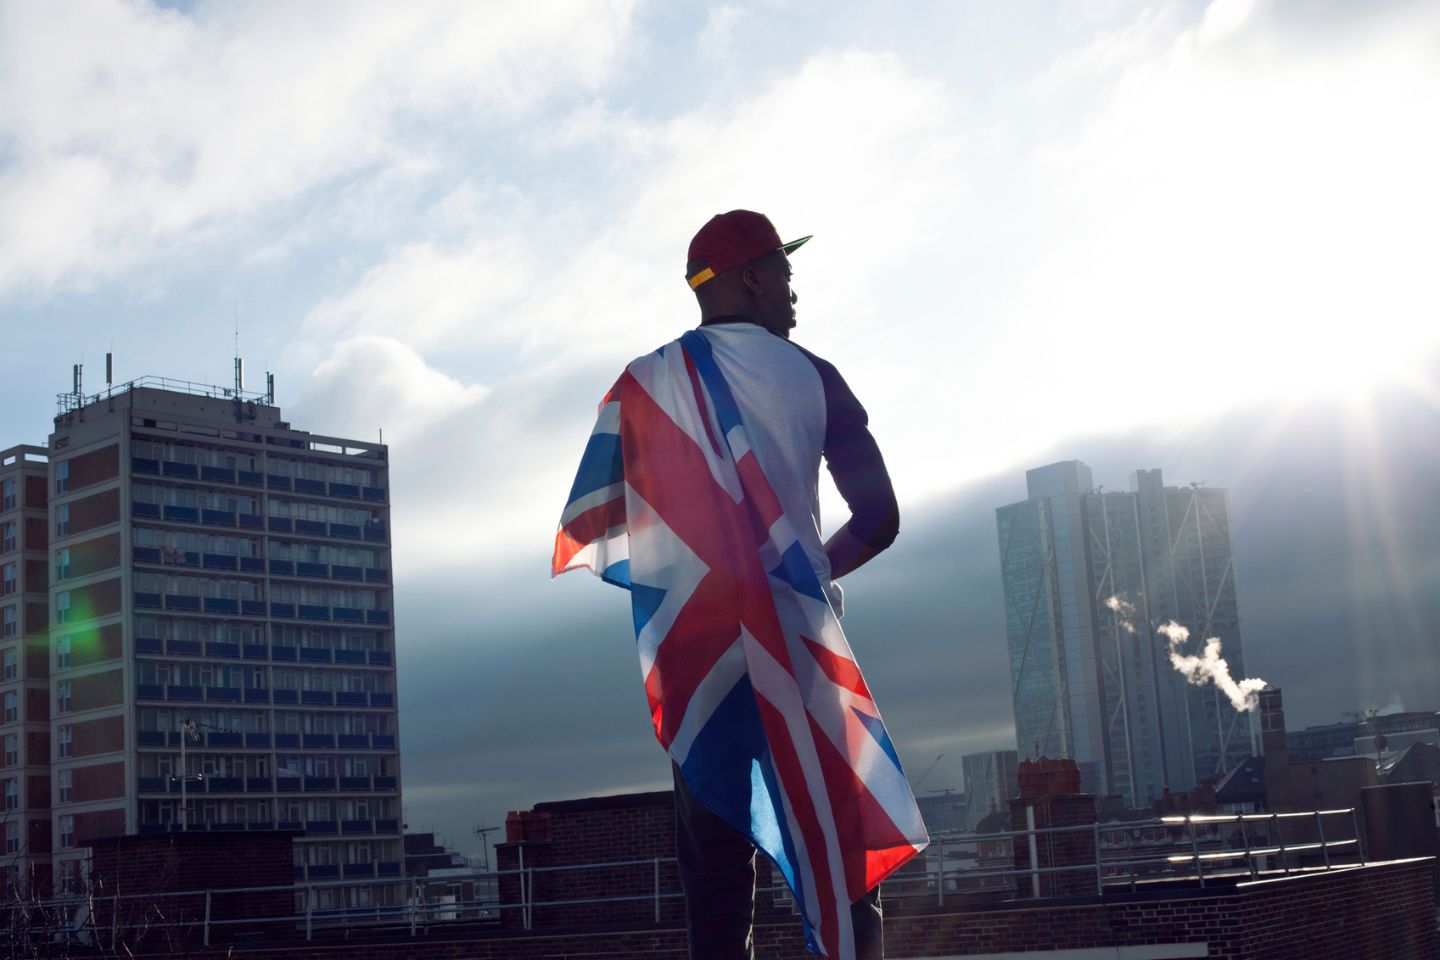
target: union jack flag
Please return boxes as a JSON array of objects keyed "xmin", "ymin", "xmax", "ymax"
[{"xmin": 554, "ymin": 330, "xmax": 927, "ymax": 958}]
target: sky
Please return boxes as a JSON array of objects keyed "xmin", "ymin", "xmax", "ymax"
[{"xmin": 1, "ymin": 0, "xmax": 1438, "ymax": 859}]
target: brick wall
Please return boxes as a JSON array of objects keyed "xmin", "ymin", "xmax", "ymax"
[
  {"xmin": 73, "ymin": 761, "xmax": 125, "ymax": 802},
  {"xmin": 26, "ymin": 774, "xmax": 50, "ymax": 809},
  {"xmin": 25, "ymin": 729, "xmax": 49, "ymax": 764},
  {"xmin": 72, "ymin": 666, "xmax": 123, "ymax": 711},
  {"xmin": 27, "ymin": 816, "xmax": 52, "ymax": 854},
  {"xmin": 74, "ymin": 807, "xmax": 126, "ymax": 845},
  {"xmin": 64, "ymin": 445, "xmax": 119, "ymax": 492},
  {"xmin": 25, "ymin": 687, "xmax": 47, "ymax": 723},
  {"xmin": 23, "ymin": 599, "xmax": 47, "ymax": 634},
  {"xmin": 23, "ymin": 474, "xmax": 46, "ymax": 510},
  {"xmin": 69, "ymin": 622, "xmax": 123, "ymax": 667},
  {"xmin": 72, "ymin": 714, "xmax": 124, "ymax": 756},
  {"xmin": 68, "ymin": 488, "xmax": 119, "ymax": 536},
  {"xmin": 82, "ymin": 857, "xmax": 1437, "ymax": 960},
  {"xmin": 1009, "ymin": 792, "xmax": 1099, "ymax": 898},
  {"xmin": 86, "ymin": 831, "xmax": 296, "ymax": 950},
  {"xmin": 24, "ymin": 638, "xmax": 49, "ymax": 678},
  {"xmin": 60, "ymin": 576, "xmax": 121, "ymax": 621},
  {"xmin": 23, "ymin": 557, "xmax": 47, "ymax": 592},
  {"xmin": 68, "ymin": 532, "xmax": 121, "ymax": 579},
  {"xmin": 23, "ymin": 516, "xmax": 46, "ymax": 551}
]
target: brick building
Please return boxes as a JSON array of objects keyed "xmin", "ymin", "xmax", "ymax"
[
  {"xmin": 0, "ymin": 375, "xmax": 404, "ymax": 902},
  {"xmin": 0, "ymin": 444, "xmax": 54, "ymax": 891}
]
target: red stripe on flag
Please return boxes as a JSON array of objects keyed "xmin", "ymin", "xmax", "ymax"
[
  {"xmin": 552, "ymin": 496, "xmax": 626, "ymax": 572},
  {"xmin": 806, "ymin": 713, "xmax": 918, "ymax": 900},
  {"xmin": 753, "ymin": 691, "xmax": 842, "ymax": 959},
  {"xmin": 646, "ymin": 570, "xmax": 748, "ymax": 748},
  {"xmin": 735, "ymin": 451, "xmax": 784, "ymax": 533},
  {"xmin": 683, "ymin": 350, "xmax": 725, "ymax": 459},
  {"xmin": 802, "ymin": 636, "xmax": 873, "ymax": 701}
]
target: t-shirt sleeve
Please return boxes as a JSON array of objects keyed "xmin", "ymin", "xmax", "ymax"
[{"xmin": 797, "ymin": 347, "xmax": 900, "ymax": 550}]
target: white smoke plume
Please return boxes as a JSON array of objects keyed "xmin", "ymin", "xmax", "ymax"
[
  {"xmin": 1158, "ymin": 621, "xmax": 1267, "ymax": 713},
  {"xmin": 1104, "ymin": 595, "xmax": 1137, "ymax": 634}
]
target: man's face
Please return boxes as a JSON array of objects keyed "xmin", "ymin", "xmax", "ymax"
[{"xmin": 749, "ymin": 253, "xmax": 798, "ymax": 339}]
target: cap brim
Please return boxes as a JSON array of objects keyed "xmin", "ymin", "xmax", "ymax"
[{"xmin": 779, "ymin": 235, "xmax": 812, "ymax": 256}]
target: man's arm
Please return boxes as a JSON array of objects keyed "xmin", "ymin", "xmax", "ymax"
[
  {"xmin": 798, "ymin": 348, "xmax": 899, "ymax": 579},
  {"xmin": 824, "ymin": 425, "xmax": 899, "ymax": 578}
]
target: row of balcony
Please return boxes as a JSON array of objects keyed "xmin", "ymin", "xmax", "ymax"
[
  {"xmin": 135, "ymin": 636, "xmax": 392, "ymax": 666},
  {"xmin": 133, "ymin": 593, "xmax": 392, "ymax": 625},
  {"xmin": 131, "ymin": 502, "xmax": 388, "ymax": 544},
  {"xmin": 137, "ymin": 775, "xmax": 399, "ymax": 797},
  {"xmin": 136, "ymin": 729, "xmax": 397, "ymax": 750},
  {"xmin": 135, "ymin": 684, "xmax": 395, "ymax": 710},
  {"xmin": 132, "ymin": 547, "xmax": 390, "ymax": 583},
  {"xmin": 293, "ymin": 861, "xmax": 402, "ymax": 881},
  {"xmin": 132, "ymin": 458, "xmax": 387, "ymax": 503}
]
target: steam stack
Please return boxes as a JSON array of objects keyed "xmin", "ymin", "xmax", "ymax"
[{"xmin": 1259, "ymin": 687, "xmax": 1294, "ymax": 811}]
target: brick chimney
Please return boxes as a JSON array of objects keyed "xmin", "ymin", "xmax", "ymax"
[
  {"xmin": 1259, "ymin": 687, "xmax": 1293, "ymax": 811},
  {"xmin": 1009, "ymin": 759, "xmax": 1098, "ymax": 899}
]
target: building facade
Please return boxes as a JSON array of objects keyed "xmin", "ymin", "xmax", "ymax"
[
  {"xmin": 41, "ymin": 379, "xmax": 402, "ymax": 903},
  {"xmin": 996, "ymin": 461, "xmax": 1249, "ymax": 808},
  {"xmin": 0, "ymin": 445, "xmax": 54, "ymax": 890},
  {"xmin": 961, "ymin": 750, "xmax": 1018, "ymax": 831}
]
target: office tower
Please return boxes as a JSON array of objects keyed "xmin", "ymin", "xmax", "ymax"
[
  {"xmin": 996, "ymin": 461, "xmax": 1248, "ymax": 807},
  {"xmin": 47, "ymin": 379, "xmax": 402, "ymax": 904},
  {"xmin": 0, "ymin": 445, "xmax": 53, "ymax": 889},
  {"xmin": 961, "ymin": 750, "xmax": 1018, "ymax": 831},
  {"xmin": 914, "ymin": 791, "xmax": 967, "ymax": 835}
]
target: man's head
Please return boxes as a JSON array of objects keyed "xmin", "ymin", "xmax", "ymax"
[{"xmin": 686, "ymin": 210, "xmax": 810, "ymax": 339}]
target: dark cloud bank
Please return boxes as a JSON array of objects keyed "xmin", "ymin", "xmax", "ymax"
[{"xmin": 395, "ymin": 376, "xmax": 1440, "ymax": 853}]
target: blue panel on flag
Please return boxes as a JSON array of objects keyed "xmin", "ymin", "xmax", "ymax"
[
  {"xmin": 769, "ymin": 541, "xmax": 827, "ymax": 603},
  {"xmin": 853, "ymin": 706, "xmax": 903, "ymax": 771},
  {"xmin": 601, "ymin": 560, "xmax": 631, "ymax": 589},
  {"xmin": 629, "ymin": 580, "xmax": 666, "ymax": 634},
  {"xmin": 680, "ymin": 331, "xmax": 745, "ymax": 436},
  {"xmin": 566, "ymin": 431, "xmax": 623, "ymax": 504}
]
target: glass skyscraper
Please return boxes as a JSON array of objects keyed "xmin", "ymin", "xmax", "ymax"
[{"xmin": 996, "ymin": 461, "xmax": 1249, "ymax": 807}]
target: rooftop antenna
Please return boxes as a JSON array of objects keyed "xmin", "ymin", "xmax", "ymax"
[
  {"xmin": 233, "ymin": 302, "xmax": 244, "ymax": 395},
  {"xmin": 266, "ymin": 372, "xmax": 275, "ymax": 405},
  {"xmin": 473, "ymin": 824, "xmax": 500, "ymax": 871},
  {"xmin": 72, "ymin": 363, "xmax": 82, "ymax": 399},
  {"xmin": 105, "ymin": 352, "xmax": 113, "ymax": 389}
]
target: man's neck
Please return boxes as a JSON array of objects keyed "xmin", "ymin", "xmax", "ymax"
[{"xmin": 699, "ymin": 314, "xmax": 758, "ymax": 327}]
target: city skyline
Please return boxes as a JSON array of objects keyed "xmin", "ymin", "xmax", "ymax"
[
  {"xmin": 1, "ymin": 0, "xmax": 1437, "ymax": 856},
  {"xmin": 997, "ymin": 461, "xmax": 1251, "ymax": 808}
]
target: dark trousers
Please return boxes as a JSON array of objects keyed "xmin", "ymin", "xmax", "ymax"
[{"xmin": 672, "ymin": 764, "xmax": 883, "ymax": 960}]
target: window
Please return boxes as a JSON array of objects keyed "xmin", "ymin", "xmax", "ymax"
[
  {"xmin": 4, "ymin": 821, "xmax": 16, "ymax": 854},
  {"xmin": 0, "ymin": 521, "xmax": 13, "ymax": 553},
  {"xmin": 57, "ymin": 724, "xmax": 72, "ymax": 758},
  {"xmin": 3, "ymin": 778, "xmax": 16, "ymax": 810},
  {"xmin": 1, "ymin": 563, "xmax": 14, "ymax": 596},
  {"xmin": 57, "ymin": 769, "xmax": 72, "ymax": 803},
  {"xmin": 59, "ymin": 814, "xmax": 74, "ymax": 849},
  {"xmin": 56, "ymin": 681, "xmax": 72, "ymax": 714},
  {"xmin": 2, "ymin": 691, "xmax": 15, "ymax": 723},
  {"xmin": 3, "ymin": 734, "xmax": 16, "ymax": 766},
  {"xmin": 56, "ymin": 634, "xmax": 70, "ymax": 669},
  {"xmin": 55, "ymin": 460, "xmax": 69, "ymax": 493},
  {"xmin": 2, "ymin": 647, "xmax": 13, "ymax": 680},
  {"xmin": 55, "ymin": 591, "xmax": 70, "ymax": 624},
  {"xmin": 55, "ymin": 503, "xmax": 69, "ymax": 537},
  {"xmin": 55, "ymin": 548, "xmax": 70, "ymax": 580},
  {"xmin": 1, "ymin": 479, "xmax": 13, "ymax": 511},
  {"xmin": 1, "ymin": 606, "xmax": 13, "ymax": 638},
  {"xmin": 58, "ymin": 859, "xmax": 77, "ymax": 893}
]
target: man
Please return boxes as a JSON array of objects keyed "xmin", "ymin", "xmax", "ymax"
[{"xmin": 555, "ymin": 210, "xmax": 925, "ymax": 960}]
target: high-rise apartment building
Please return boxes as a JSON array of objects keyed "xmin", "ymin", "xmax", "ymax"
[
  {"xmin": 961, "ymin": 749, "xmax": 1018, "ymax": 831},
  {"xmin": 0, "ymin": 445, "xmax": 53, "ymax": 889},
  {"xmin": 37, "ymin": 377, "xmax": 402, "ymax": 904},
  {"xmin": 996, "ymin": 461, "xmax": 1248, "ymax": 808}
]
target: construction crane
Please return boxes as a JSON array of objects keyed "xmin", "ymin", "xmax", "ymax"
[{"xmin": 913, "ymin": 753, "xmax": 944, "ymax": 792}]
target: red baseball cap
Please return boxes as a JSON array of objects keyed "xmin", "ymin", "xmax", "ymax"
[{"xmin": 685, "ymin": 210, "xmax": 811, "ymax": 289}]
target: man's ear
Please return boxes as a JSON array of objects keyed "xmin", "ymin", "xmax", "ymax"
[{"xmin": 740, "ymin": 265, "xmax": 764, "ymax": 296}]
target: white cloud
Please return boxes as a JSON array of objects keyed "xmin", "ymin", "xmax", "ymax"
[{"xmin": 0, "ymin": 0, "xmax": 639, "ymax": 297}]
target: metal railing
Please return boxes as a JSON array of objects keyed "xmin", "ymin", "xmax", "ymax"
[
  {"xmin": 3, "ymin": 808, "xmax": 1367, "ymax": 947},
  {"xmin": 56, "ymin": 375, "xmax": 272, "ymax": 415}
]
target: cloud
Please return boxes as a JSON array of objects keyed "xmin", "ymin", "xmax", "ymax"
[
  {"xmin": 296, "ymin": 335, "xmax": 488, "ymax": 443},
  {"xmin": 0, "ymin": 0, "xmax": 639, "ymax": 298}
]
